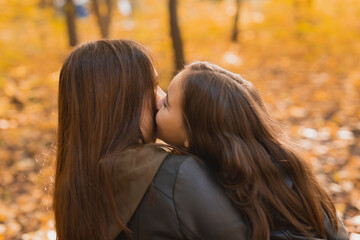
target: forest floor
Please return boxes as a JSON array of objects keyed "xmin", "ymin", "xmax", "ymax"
[{"xmin": 0, "ymin": 0, "xmax": 359, "ymax": 239}]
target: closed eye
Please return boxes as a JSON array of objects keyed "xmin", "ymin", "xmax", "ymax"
[
  {"xmin": 157, "ymin": 96, "xmax": 167, "ymax": 110},
  {"xmin": 165, "ymin": 94, "xmax": 170, "ymax": 107}
]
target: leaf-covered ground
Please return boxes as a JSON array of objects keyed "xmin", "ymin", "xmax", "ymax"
[{"xmin": 0, "ymin": 0, "xmax": 359, "ymax": 239}]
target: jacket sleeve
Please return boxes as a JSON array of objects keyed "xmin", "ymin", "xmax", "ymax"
[{"xmin": 173, "ymin": 156, "xmax": 248, "ymax": 240}]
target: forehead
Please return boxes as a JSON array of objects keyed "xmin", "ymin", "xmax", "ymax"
[
  {"xmin": 167, "ymin": 70, "xmax": 188, "ymax": 106},
  {"xmin": 168, "ymin": 70, "xmax": 187, "ymax": 93}
]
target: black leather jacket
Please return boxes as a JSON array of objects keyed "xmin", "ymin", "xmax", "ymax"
[{"xmin": 115, "ymin": 154, "xmax": 349, "ymax": 240}]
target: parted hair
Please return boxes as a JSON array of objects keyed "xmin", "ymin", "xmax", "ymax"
[
  {"xmin": 181, "ymin": 61, "xmax": 339, "ymax": 240},
  {"xmin": 54, "ymin": 39, "xmax": 157, "ymax": 239}
]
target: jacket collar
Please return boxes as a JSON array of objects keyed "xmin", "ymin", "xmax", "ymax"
[{"xmin": 108, "ymin": 144, "xmax": 169, "ymax": 239}]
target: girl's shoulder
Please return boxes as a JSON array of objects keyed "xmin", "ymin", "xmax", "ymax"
[{"xmin": 153, "ymin": 154, "xmax": 248, "ymax": 240}]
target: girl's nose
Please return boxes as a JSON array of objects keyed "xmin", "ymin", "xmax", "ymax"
[
  {"xmin": 156, "ymin": 96, "xmax": 165, "ymax": 111},
  {"xmin": 156, "ymin": 86, "xmax": 166, "ymax": 111}
]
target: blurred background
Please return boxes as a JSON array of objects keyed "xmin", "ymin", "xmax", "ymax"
[{"xmin": 0, "ymin": 0, "xmax": 359, "ymax": 239}]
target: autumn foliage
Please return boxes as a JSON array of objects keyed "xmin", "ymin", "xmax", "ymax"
[{"xmin": 0, "ymin": 0, "xmax": 359, "ymax": 239}]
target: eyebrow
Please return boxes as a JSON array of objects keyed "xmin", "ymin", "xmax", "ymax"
[{"xmin": 166, "ymin": 94, "xmax": 171, "ymax": 107}]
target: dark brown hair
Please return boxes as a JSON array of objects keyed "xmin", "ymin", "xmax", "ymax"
[
  {"xmin": 181, "ymin": 62, "xmax": 338, "ymax": 240},
  {"xmin": 54, "ymin": 39, "xmax": 157, "ymax": 239}
]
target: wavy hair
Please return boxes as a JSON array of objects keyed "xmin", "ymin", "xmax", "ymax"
[
  {"xmin": 181, "ymin": 62, "xmax": 338, "ymax": 240},
  {"xmin": 54, "ymin": 39, "xmax": 157, "ymax": 239}
]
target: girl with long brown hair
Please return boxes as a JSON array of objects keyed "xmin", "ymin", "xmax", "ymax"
[
  {"xmin": 156, "ymin": 61, "xmax": 349, "ymax": 240},
  {"xmin": 55, "ymin": 40, "xmax": 250, "ymax": 240},
  {"xmin": 54, "ymin": 39, "xmax": 163, "ymax": 239}
]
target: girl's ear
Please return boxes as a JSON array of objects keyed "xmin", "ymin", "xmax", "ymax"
[{"xmin": 184, "ymin": 139, "xmax": 190, "ymax": 148}]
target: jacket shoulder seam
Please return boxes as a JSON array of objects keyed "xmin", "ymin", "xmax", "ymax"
[
  {"xmin": 152, "ymin": 183, "xmax": 173, "ymax": 200},
  {"xmin": 152, "ymin": 154, "xmax": 187, "ymax": 199},
  {"xmin": 173, "ymin": 156, "xmax": 202, "ymax": 240}
]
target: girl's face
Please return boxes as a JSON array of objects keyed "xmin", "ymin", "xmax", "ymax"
[{"xmin": 155, "ymin": 71, "xmax": 188, "ymax": 147}]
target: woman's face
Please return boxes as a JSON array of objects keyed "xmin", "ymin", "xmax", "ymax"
[{"xmin": 155, "ymin": 71, "xmax": 188, "ymax": 147}]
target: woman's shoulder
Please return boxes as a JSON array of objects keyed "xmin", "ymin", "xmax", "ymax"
[
  {"xmin": 152, "ymin": 154, "xmax": 213, "ymax": 200},
  {"xmin": 113, "ymin": 144, "xmax": 169, "ymax": 173},
  {"xmin": 153, "ymin": 154, "xmax": 248, "ymax": 240}
]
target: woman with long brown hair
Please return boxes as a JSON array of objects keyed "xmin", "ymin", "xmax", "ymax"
[
  {"xmin": 54, "ymin": 40, "xmax": 249, "ymax": 240},
  {"xmin": 156, "ymin": 61, "xmax": 349, "ymax": 240}
]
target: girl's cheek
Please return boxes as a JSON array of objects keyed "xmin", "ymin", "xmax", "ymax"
[
  {"xmin": 155, "ymin": 111, "xmax": 162, "ymax": 126},
  {"xmin": 157, "ymin": 110, "xmax": 170, "ymax": 129}
]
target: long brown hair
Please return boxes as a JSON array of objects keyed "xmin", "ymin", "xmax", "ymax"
[
  {"xmin": 181, "ymin": 62, "xmax": 338, "ymax": 240},
  {"xmin": 54, "ymin": 39, "xmax": 157, "ymax": 239}
]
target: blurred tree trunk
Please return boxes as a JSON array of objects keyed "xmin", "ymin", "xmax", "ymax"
[
  {"xmin": 231, "ymin": 0, "xmax": 242, "ymax": 42},
  {"xmin": 293, "ymin": 0, "xmax": 300, "ymax": 26},
  {"xmin": 293, "ymin": 0, "xmax": 313, "ymax": 38},
  {"xmin": 130, "ymin": 0, "xmax": 137, "ymax": 12},
  {"xmin": 92, "ymin": 0, "xmax": 113, "ymax": 38},
  {"xmin": 38, "ymin": 0, "xmax": 52, "ymax": 8},
  {"xmin": 65, "ymin": 0, "xmax": 78, "ymax": 46},
  {"xmin": 169, "ymin": 0, "xmax": 185, "ymax": 72}
]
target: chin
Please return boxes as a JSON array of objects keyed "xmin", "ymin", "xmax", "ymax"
[
  {"xmin": 154, "ymin": 132, "xmax": 169, "ymax": 145},
  {"xmin": 154, "ymin": 129, "xmax": 163, "ymax": 141}
]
